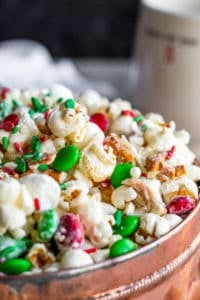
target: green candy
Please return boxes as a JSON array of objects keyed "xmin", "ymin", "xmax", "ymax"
[
  {"xmin": 53, "ymin": 145, "xmax": 80, "ymax": 172},
  {"xmin": 38, "ymin": 209, "xmax": 59, "ymax": 241},
  {"xmin": 0, "ymin": 258, "xmax": 32, "ymax": 275},
  {"xmin": 109, "ymin": 238, "xmax": 138, "ymax": 258},
  {"xmin": 114, "ymin": 215, "xmax": 140, "ymax": 237},
  {"xmin": 64, "ymin": 98, "xmax": 75, "ymax": 109},
  {"xmin": 0, "ymin": 237, "xmax": 30, "ymax": 262},
  {"xmin": 111, "ymin": 163, "xmax": 133, "ymax": 188}
]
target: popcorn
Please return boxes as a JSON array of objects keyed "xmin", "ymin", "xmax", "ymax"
[{"xmin": 0, "ymin": 86, "xmax": 199, "ymax": 275}]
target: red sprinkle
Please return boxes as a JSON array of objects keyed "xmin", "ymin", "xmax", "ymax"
[
  {"xmin": 1, "ymin": 87, "xmax": 10, "ymax": 99},
  {"xmin": 166, "ymin": 196, "xmax": 195, "ymax": 215},
  {"xmin": 84, "ymin": 247, "xmax": 97, "ymax": 254},
  {"xmin": 34, "ymin": 198, "xmax": 41, "ymax": 210},
  {"xmin": 121, "ymin": 110, "xmax": 136, "ymax": 118},
  {"xmin": 166, "ymin": 145, "xmax": 176, "ymax": 160},
  {"xmin": 40, "ymin": 136, "xmax": 48, "ymax": 143},
  {"xmin": 100, "ymin": 178, "xmax": 111, "ymax": 188},
  {"xmin": 90, "ymin": 113, "xmax": 108, "ymax": 132},
  {"xmin": 4, "ymin": 114, "xmax": 19, "ymax": 126},
  {"xmin": 2, "ymin": 167, "xmax": 16, "ymax": 176},
  {"xmin": 44, "ymin": 109, "xmax": 51, "ymax": 120},
  {"xmin": 14, "ymin": 142, "xmax": 22, "ymax": 153}
]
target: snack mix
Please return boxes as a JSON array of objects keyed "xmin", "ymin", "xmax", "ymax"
[{"xmin": 0, "ymin": 85, "xmax": 199, "ymax": 275}]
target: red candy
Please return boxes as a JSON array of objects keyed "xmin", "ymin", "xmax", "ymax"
[
  {"xmin": 90, "ymin": 113, "xmax": 108, "ymax": 132},
  {"xmin": 55, "ymin": 213, "xmax": 84, "ymax": 249},
  {"xmin": 4, "ymin": 114, "xmax": 19, "ymax": 126},
  {"xmin": 166, "ymin": 196, "xmax": 195, "ymax": 215}
]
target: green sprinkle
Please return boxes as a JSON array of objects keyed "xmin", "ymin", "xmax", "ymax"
[
  {"xmin": 28, "ymin": 109, "xmax": 35, "ymax": 118},
  {"xmin": 141, "ymin": 124, "xmax": 148, "ymax": 132},
  {"xmin": 57, "ymin": 97, "xmax": 64, "ymax": 104},
  {"xmin": 53, "ymin": 145, "xmax": 80, "ymax": 172},
  {"xmin": 2, "ymin": 136, "xmax": 9, "ymax": 150},
  {"xmin": 111, "ymin": 163, "xmax": 133, "ymax": 188},
  {"xmin": 40, "ymin": 105, "xmax": 48, "ymax": 113},
  {"xmin": 12, "ymin": 126, "xmax": 20, "ymax": 134},
  {"xmin": 38, "ymin": 164, "xmax": 49, "ymax": 171},
  {"xmin": 23, "ymin": 153, "xmax": 33, "ymax": 160},
  {"xmin": 15, "ymin": 158, "xmax": 27, "ymax": 173},
  {"xmin": 64, "ymin": 98, "xmax": 75, "ymax": 109},
  {"xmin": 12, "ymin": 99, "xmax": 20, "ymax": 108},
  {"xmin": 60, "ymin": 182, "xmax": 67, "ymax": 191},
  {"xmin": 133, "ymin": 115, "xmax": 145, "ymax": 123},
  {"xmin": 31, "ymin": 136, "xmax": 41, "ymax": 152},
  {"xmin": 44, "ymin": 91, "xmax": 52, "ymax": 97},
  {"xmin": 32, "ymin": 152, "xmax": 43, "ymax": 161},
  {"xmin": 0, "ymin": 101, "xmax": 12, "ymax": 118},
  {"xmin": 31, "ymin": 97, "xmax": 42, "ymax": 111}
]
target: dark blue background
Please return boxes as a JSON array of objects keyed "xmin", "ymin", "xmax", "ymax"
[{"xmin": 0, "ymin": 0, "xmax": 139, "ymax": 57}]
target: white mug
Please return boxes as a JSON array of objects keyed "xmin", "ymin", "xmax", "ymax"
[{"xmin": 130, "ymin": 0, "xmax": 200, "ymax": 144}]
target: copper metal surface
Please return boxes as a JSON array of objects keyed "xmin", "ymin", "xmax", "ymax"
[{"xmin": 1, "ymin": 202, "xmax": 200, "ymax": 300}]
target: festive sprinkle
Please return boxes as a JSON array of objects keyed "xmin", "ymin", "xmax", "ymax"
[
  {"xmin": 40, "ymin": 105, "xmax": 48, "ymax": 113},
  {"xmin": 60, "ymin": 182, "xmax": 67, "ymax": 191},
  {"xmin": 40, "ymin": 136, "xmax": 48, "ymax": 143},
  {"xmin": 31, "ymin": 136, "xmax": 41, "ymax": 152},
  {"xmin": 56, "ymin": 97, "xmax": 63, "ymax": 104},
  {"xmin": 15, "ymin": 158, "xmax": 27, "ymax": 173},
  {"xmin": 121, "ymin": 110, "xmax": 136, "ymax": 117},
  {"xmin": 133, "ymin": 115, "xmax": 145, "ymax": 123},
  {"xmin": 64, "ymin": 99, "xmax": 75, "ymax": 109},
  {"xmin": 100, "ymin": 178, "xmax": 111, "ymax": 188},
  {"xmin": 2, "ymin": 167, "xmax": 16, "ymax": 176},
  {"xmin": 32, "ymin": 152, "xmax": 43, "ymax": 161},
  {"xmin": 2, "ymin": 136, "xmax": 9, "ymax": 150},
  {"xmin": 38, "ymin": 164, "xmax": 49, "ymax": 171},
  {"xmin": 84, "ymin": 248, "xmax": 97, "ymax": 254},
  {"xmin": 12, "ymin": 126, "xmax": 20, "ymax": 134},
  {"xmin": 31, "ymin": 97, "xmax": 42, "ymax": 111},
  {"xmin": 166, "ymin": 145, "xmax": 176, "ymax": 160},
  {"xmin": 28, "ymin": 109, "xmax": 35, "ymax": 118},
  {"xmin": 141, "ymin": 124, "xmax": 148, "ymax": 132},
  {"xmin": 34, "ymin": 198, "xmax": 41, "ymax": 211},
  {"xmin": 12, "ymin": 99, "xmax": 19, "ymax": 108},
  {"xmin": 0, "ymin": 101, "xmax": 12, "ymax": 119},
  {"xmin": 44, "ymin": 109, "xmax": 51, "ymax": 120},
  {"xmin": 23, "ymin": 153, "xmax": 33, "ymax": 160},
  {"xmin": 14, "ymin": 142, "xmax": 22, "ymax": 153}
]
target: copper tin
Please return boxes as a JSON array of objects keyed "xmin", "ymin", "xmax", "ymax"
[{"xmin": 1, "ymin": 203, "xmax": 200, "ymax": 300}]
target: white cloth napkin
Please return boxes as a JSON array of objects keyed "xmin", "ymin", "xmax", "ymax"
[{"xmin": 0, "ymin": 39, "xmax": 117, "ymax": 97}]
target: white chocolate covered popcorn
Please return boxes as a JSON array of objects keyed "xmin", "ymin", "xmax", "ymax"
[{"xmin": 0, "ymin": 86, "xmax": 199, "ymax": 275}]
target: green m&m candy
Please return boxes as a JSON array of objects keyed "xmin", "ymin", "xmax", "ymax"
[
  {"xmin": 53, "ymin": 145, "xmax": 80, "ymax": 172},
  {"xmin": 64, "ymin": 98, "xmax": 75, "ymax": 109},
  {"xmin": 0, "ymin": 258, "xmax": 32, "ymax": 275},
  {"xmin": 114, "ymin": 215, "xmax": 140, "ymax": 237},
  {"xmin": 111, "ymin": 163, "xmax": 133, "ymax": 188},
  {"xmin": 109, "ymin": 238, "xmax": 138, "ymax": 258},
  {"xmin": 38, "ymin": 209, "xmax": 59, "ymax": 241}
]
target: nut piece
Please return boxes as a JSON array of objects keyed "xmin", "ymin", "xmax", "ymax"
[{"xmin": 105, "ymin": 133, "xmax": 135, "ymax": 163}]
